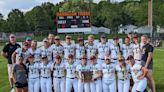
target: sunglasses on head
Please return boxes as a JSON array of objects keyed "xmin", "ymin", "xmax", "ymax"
[
  {"xmin": 10, "ymin": 36, "xmax": 15, "ymax": 38},
  {"xmin": 82, "ymin": 58, "xmax": 87, "ymax": 60}
]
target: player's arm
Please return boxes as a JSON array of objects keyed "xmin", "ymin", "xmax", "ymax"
[
  {"xmin": 138, "ymin": 67, "xmax": 148, "ymax": 80},
  {"xmin": 1, "ymin": 45, "xmax": 8, "ymax": 58},
  {"xmin": 12, "ymin": 52, "xmax": 16, "ymax": 64},
  {"xmin": 145, "ymin": 52, "xmax": 153, "ymax": 68},
  {"xmin": 94, "ymin": 70, "xmax": 102, "ymax": 79},
  {"xmin": 75, "ymin": 71, "xmax": 80, "ymax": 79}
]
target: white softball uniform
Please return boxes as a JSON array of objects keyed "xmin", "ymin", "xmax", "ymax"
[
  {"xmin": 85, "ymin": 43, "xmax": 97, "ymax": 60},
  {"xmin": 40, "ymin": 46, "xmax": 53, "ymax": 62},
  {"xmin": 28, "ymin": 48, "xmax": 41, "ymax": 63},
  {"xmin": 122, "ymin": 44, "xmax": 134, "ymax": 60},
  {"xmin": 75, "ymin": 44, "xmax": 86, "ymax": 64},
  {"xmin": 51, "ymin": 62, "xmax": 65, "ymax": 92},
  {"xmin": 15, "ymin": 48, "xmax": 30, "ymax": 64},
  {"xmin": 116, "ymin": 64, "xmax": 131, "ymax": 92},
  {"xmin": 90, "ymin": 63, "xmax": 102, "ymax": 92},
  {"xmin": 51, "ymin": 44, "xmax": 64, "ymax": 60},
  {"xmin": 130, "ymin": 63, "xmax": 147, "ymax": 92},
  {"xmin": 76, "ymin": 64, "xmax": 91, "ymax": 92},
  {"xmin": 40, "ymin": 62, "xmax": 52, "ymax": 92},
  {"xmin": 27, "ymin": 62, "xmax": 40, "ymax": 92},
  {"xmin": 63, "ymin": 43, "xmax": 75, "ymax": 60},
  {"xmin": 97, "ymin": 42, "xmax": 110, "ymax": 64},
  {"xmin": 102, "ymin": 63, "xmax": 116, "ymax": 92},
  {"xmin": 132, "ymin": 43, "xmax": 142, "ymax": 64},
  {"xmin": 109, "ymin": 43, "xmax": 122, "ymax": 64},
  {"xmin": 65, "ymin": 61, "xmax": 78, "ymax": 92}
]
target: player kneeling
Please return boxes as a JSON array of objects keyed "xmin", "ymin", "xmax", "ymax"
[
  {"xmin": 90, "ymin": 55, "xmax": 102, "ymax": 92},
  {"xmin": 51, "ymin": 55, "xmax": 65, "ymax": 92},
  {"xmin": 76, "ymin": 54, "xmax": 91, "ymax": 92},
  {"xmin": 40, "ymin": 55, "xmax": 52, "ymax": 92},
  {"xmin": 26, "ymin": 54, "xmax": 40, "ymax": 92},
  {"xmin": 65, "ymin": 54, "xmax": 78, "ymax": 92},
  {"xmin": 116, "ymin": 55, "xmax": 131, "ymax": 92},
  {"xmin": 102, "ymin": 55, "xmax": 116, "ymax": 92},
  {"xmin": 127, "ymin": 55, "xmax": 148, "ymax": 92}
]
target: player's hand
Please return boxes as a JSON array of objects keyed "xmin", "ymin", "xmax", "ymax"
[{"xmin": 137, "ymin": 75, "xmax": 144, "ymax": 80}]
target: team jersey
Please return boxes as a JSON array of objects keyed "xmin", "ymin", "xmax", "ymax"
[
  {"xmin": 15, "ymin": 48, "xmax": 30, "ymax": 64},
  {"xmin": 75, "ymin": 44, "xmax": 86, "ymax": 59},
  {"xmin": 40, "ymin": 62, "xmax": 52, "ymax": 77},
  {"xmin": 97, "ymin": 42, "xmax": 110, "ymax": 59},
  {"xmin": 130, "ymin": 63, "xmax": 143, "ymax": 82},
  {"xmin": 85, "ymin": 43, "xmax": 97, "ymax": 59},
  {"xmin": 51, "ymin": 62, "xmax": 65, "ymax": 77},
  {"xmin": 51, "ymin": 44, "xmax": 64, "ymax": 59},
  {"xmin": 40, "ymin": 46, "xmax": 53, "ymax": 61},
  {"xmin": 65, "ymin": 61, "xmax": 78, "ymax": 78},
  {"xmin": 132, "ymin": 43, "xmax": 142, "ymax": 60},
  {"xmin": 63, "ymin": 43, "xmax": 75, "ymax": 59},
  {"xmin": 102, "ymin": 63, "xmax": 116, "ymax": 80},
  {"xmin": 26, "ymin": 62, "xmax": 40, "ymax": 79},
  {"xmin": 122, "ymin": 44, "xmax": 134, "ymax": 60},
  {"xmin": 90, "ymin": 63, "xmax": 102, "ymax": 79},
  {"xmin": 115, "ymin": 64, "xmax": 131, "ymax": 80},
  {"xmin": 109, "ymin": 43, "xmax": 122, "ymax": 59},
  {"xmin": 28, "ymin": 48, "xmax": 41, "ymax": 62},
  {"xmin": 76, "ymin": 64, "xmax": 90, "ymax": 79}
]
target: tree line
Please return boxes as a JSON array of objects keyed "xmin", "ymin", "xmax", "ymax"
[{"xmin": 0, "ymin": 0, "xmax": 164, "ymax": 34}]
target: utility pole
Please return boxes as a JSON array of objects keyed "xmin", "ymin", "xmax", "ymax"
[{"xmin": 148, "ymin": 0, "xmax": 153, "ymax": 40}]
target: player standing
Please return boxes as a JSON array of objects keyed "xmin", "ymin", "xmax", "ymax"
[
  {"xmin": 109, "ymin": 36, "xmax": 122, "ymax": 64},
  {"xmin": 102, "ymin": 55, "xmax": 116, "ymax": 92},
  {"xmin": 76, "ymin": 54, "xmax": 90, "ymax": 92},
  {"xmin": 97, "ymin": 34, "xmax": 110, "ymax": 64},
  {"xmin": 63, "ymin": 35, "xmax": 75, "ymax": 62},
  {"xmin": 40, "ymin": 55, "xmax": 52, "ymax": 92},
  {"xmin": 127, "ymin": 55, "xmax": 148, "ymax": 92},
  {"xmin": 51, "ymin": 55, "xmax": 65, "ymax": 92},
  {"xmin": 40, "ymin": 38, "xmax": 53, "ymax": 63},
  {"xmin": 75, "ymin": 36, "xmax": 86, "ymax": 64},
  {"xmin": 26, "ymin": 54, "xmax": 40, "ymax": 92},
  {"xmin": 89, "ymin": 55, "xmax": 102, "ymax": 92},
  {"xmin": 116, "ymin": 55, "xmax": 131, "ymax": 92},
  {"xmin": 65, "ymin": 54, "xmax": 78, "ymax": 92},
  {"xmin": 51, "ymin": 36, "xmax": 64, "ymax": 60},
  {"xmin": 85, "ymin": 35, "xmax": 97, "ymax": 64}
]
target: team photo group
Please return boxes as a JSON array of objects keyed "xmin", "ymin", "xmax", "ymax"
[{"xmin": 2, "ymin": 33, "xmax": 156, "ymax": 92}]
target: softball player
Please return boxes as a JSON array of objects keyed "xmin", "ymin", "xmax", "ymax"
[
  {"xmin": 132, "ymin": 35, "xmax": 142, "ymax": 64},
  {"xmin": 65, "ymin": 54, "xmax": 78, "ymax": 92},
  {"xmin": 26, "ymin": 54, "xmax": 40, "ymax": 92},
  {"xmin": 51, "ymin": 55, "xmax": 65, "ymax": 92},
  {"xmin": 76, "ymin": 54, "xmax": 90, "ymax": 92},
  {"xmin": 40, "ymin": 55, "xmax": 52, "ymax": 92},
  {"xmin": 116, "ymin": 56, "xmax": 131, "ymax": 92},
  {"xmin": 40, "ymin": 38, "xmax": 53, "ymax": 62},
  {"xmin": 75, "ymin": 37, "xmax": 86, "ymax": 64},
  {"xmin": 97, "ymin": 34, "xmax": 110, "ymax": 64},
  {"xmin": 122, "ymin": 37, "xmax": 134, "ymax": 62},
  {"xmin": 28, "ymin": 40, "xmax": 41, "ymax": 64},
  {"xmin": 102, "ymin": 55, "xmax": 116, "ymax": 92},
  {"xmin": 12, "ymin": 41, "xmax": 30, "ymax": 64},
  {"xmin": 89, "ymin": 55, "xmax": 102, "ymax": 92},
  {"xmin": 127, "ymin": 55, "xmax": 148, "ymax": 92},
  {"xmin": 51, "ymin": 36, "xmax": 64, "ymax": 60},
  {"xmin": 85, "ymin": 35, "xmax": 97, "ymax": 64},
  {"xmin": 109, "ymin": 36, "xmax": 122, "ymax": 64},
  {"xmin": 63, "ymin": 35, "xmax": 75, "ymax": 61}
]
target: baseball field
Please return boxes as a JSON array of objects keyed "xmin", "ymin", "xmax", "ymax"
[{"xmin": 0, "ymin": 40, "xmax": 164, "ymax": 92}]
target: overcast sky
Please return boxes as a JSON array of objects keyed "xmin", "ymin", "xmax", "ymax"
[{"xmin": 0, "ymin": 0, "xmax": 103, "ymax": 18}]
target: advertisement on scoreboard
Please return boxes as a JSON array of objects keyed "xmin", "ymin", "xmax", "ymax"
[{"xmin": 56, "ymin": 12, "xmax": 91, "ymax": 33}]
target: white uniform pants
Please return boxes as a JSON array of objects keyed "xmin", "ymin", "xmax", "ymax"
[
  {"xmin": 53, "ymin": 77, "xmax": 65, "ymax": 92},
  {"xmin": 40, "ymin": 77, "xmax": 52, "ymax": 92},
  {"xmin": 90, "ymin": 79, "xmax": 102, "ymax": 92},
  {"xmin": 132, "ymin": 78, "xmax": 147, "ymax": 92},
  {"xmin": 102, "ymin": 78, "xmax": 116, "ymax": 92},
  {"xmin": 66, "ymin": 78, "xmax": 78, "ymax": 92},
  {"xmin": 78, "ymin": 80, "xmax": 90, "ymax": 92},
  {"xmin": 118, "ymin": 79, "xmax": 130, "ymax": 92},
  {"xmin": 28, "ymin": 77, "xmax": 40, "ymax": 92}
]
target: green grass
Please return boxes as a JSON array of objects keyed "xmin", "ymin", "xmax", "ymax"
[{"xmin": 0, "ymin": 46, "xmax": 164, "ymax": 92}]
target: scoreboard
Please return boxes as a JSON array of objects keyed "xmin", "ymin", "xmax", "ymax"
[{"xmin": 56, "ymin": 12, "xmax": 91, "ymax": 33}]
